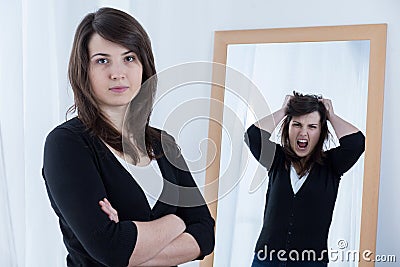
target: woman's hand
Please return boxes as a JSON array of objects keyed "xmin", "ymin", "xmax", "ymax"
[
  {"xmin": 319, "ymin": 98, "xmax": 334, "ymax": 120},
  {"xmin": 282, "ymin": 95, "xmax": 293, "ymax": 110},
  {"xmin": 99, "ymin": 198, "xmax": 119, "ymax": 223},
  {"xmin": 255, "ymin": 94, "xmax": 292, "ymax": 133}
]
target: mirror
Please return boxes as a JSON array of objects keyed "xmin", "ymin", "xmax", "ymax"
[{"xmin": 202, "ymin": 25, "xmax": 387, "ymax": 267}]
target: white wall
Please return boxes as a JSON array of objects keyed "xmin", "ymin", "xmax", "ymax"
[{"xmin": 125, "ymin": 0, "xmax": 399, "ymax": 265}]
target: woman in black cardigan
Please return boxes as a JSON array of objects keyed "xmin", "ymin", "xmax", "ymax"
[
  {"xmin": 246, "ymin": 92, "xmax": 365, "ymax": 267},
  {"xmin": 42, "ymin": 7, "xmax": 214, "ymax": 267}
]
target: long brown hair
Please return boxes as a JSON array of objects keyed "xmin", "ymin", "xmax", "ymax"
[
  {"xmin": 67, "ymin": 7, "xmax": 162, "ymax": 163},
  {"xmin": 280, "ymin": 92, "xmax": 330, "ymax": 176}
]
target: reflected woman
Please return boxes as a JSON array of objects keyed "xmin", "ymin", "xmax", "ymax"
[
  {"xmin": 42, "ymin": 7, "xmax": 214, "ymax": 267},
  {"xmin": 245, "ymin": 92, "xmax": 365, "ymax": 267}
]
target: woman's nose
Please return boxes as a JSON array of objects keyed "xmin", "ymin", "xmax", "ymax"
[
  {"xmin": 110, "ymin": 64, "xmax": 125, "ymax": 80},
  {"xmin": 299, "ymin": 127, "xmax": 308, "ymax": 135}
]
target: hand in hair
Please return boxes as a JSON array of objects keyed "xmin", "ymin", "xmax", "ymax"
[
  {"xmin": 319, "ymin": 98, "xmax": 334, "ymax": 121},
  {"xmin": 282, "ymin": 95, "xmax": 293, "ymax": 111},
  {"xmin": 318, "ymin": 98, "xmax": 360, "ymax": 138}
]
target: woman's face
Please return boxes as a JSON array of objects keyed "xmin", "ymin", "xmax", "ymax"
[
  {"xmin": 288, "ymin": 111, "xmax": 322, "ymax": 158},
  {"xmin": 88, "ymin": 33, "xmax": 143, "ymax": 113}
]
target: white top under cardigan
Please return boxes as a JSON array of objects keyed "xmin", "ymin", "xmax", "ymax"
[
  {"xmin": 113, "ymin": 152, "xmax": 163, "ymax": 209},
  {"xmin": 290, "ymin": 164, "xmax": 309, "ymax": 194}
]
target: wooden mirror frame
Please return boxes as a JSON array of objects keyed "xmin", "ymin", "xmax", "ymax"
[{"xmin": 202, "ymin": 24, "xmax": 387, "ymax": 267}]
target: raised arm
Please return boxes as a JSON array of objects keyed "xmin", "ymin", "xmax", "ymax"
[
  {"xmin": 320, "ymin": 98, "xmax": 360, "ymax": 138},
  {"xmin": 245, "ymin": 95, "xmax": 290, "ymax": 170},
  {"xmin": 254, "ymin": 95, "xmax": 291, "ymax": 133},
  {"xmin": 321, "ymin": 98, "xmax": 365, "ymax": 175}
]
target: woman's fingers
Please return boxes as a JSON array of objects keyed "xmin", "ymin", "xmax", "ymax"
[
  {"xmin": 319, "ymin": 98, "xmax": 334, "ymax": 119},
  {"xmin": 99, "ymin": 200, "xmax": 112, "ymax": 216},
  {"xmin": 282, "ymin": 95, "xmax": 292, "ymax": 109},
  {"xmin": 99, "ymin": 198, "xmax": 119, "ymax": 223}
]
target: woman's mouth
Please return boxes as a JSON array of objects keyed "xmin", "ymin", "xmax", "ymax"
[
  {"xmin": 109, "ymin": 86, "xmax": 129, "ymax": 93},
  {"xmin": 297, "ymin": 139, "xmax": 308, "ymax": 150}
]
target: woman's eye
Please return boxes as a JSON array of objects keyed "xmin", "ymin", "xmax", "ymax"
[
  {"xmin": 125, "ymin": 55, "xmax": 135, "ymax": 62},
  {"xmin": 96, "ymin": 58, "xmax": 109, "ymax": 64}
]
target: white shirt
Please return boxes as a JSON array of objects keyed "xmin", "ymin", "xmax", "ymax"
[
  {"xmin": 290, "ymin": 164, "xmax": 310, "ymax": 194},
  {"xmin": 113, "ymin": 153, "xmax": 163, "ymax": 209}
]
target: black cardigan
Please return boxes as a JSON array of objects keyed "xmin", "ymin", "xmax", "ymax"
[
  {"xmin": 42, "ymin": 117, "xmax": 215, "ymax": 267},
  {"xmin": 245, "ymin": 124, "xmax": 365, "ymax": 262}
]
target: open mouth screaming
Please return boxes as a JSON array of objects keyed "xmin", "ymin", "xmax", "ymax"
[{"xmin": 297, "ymin": 139, "xmax": 308, "ymax": 149}]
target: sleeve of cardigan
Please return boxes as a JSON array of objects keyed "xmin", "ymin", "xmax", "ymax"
[
  {"xmin": 244, "ymin": 124, "xmax": 278, "ymax": 171},
  {"xmin": 327, "ymin": 131, "xmax": 366, "ymax": 176},
  {"xmin": 174, "ymin": 156, "xmax": 215, "ymax": 259},
  {"xmin": 161, "ymin": 132, "xmax": 215, "ymax": 260},
  {"xmin": 43, "ymin": 127, "xmax": 137, "ymax": 267}
]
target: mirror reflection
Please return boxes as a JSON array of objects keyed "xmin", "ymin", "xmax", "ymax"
[{"xmin": 213, "ymin": 40, "xmax": 370, "ymax": 267}]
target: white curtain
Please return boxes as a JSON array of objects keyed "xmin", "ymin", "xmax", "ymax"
[
  {"xmin": 214, "ymin": 41, "xmax": 369, "ymax": 267},
  {"xmin": 0, "ymin": 126, "xmax": 17, "ymax": 266}
]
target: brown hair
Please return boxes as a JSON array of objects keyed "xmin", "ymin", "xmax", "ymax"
[
  {"xmin": 67, "ymin": 7, "xmax": 162, "ymax": 163},
  {"xmin": 280, "ymin": 91, "xmax": 330, "ymax": 176}
]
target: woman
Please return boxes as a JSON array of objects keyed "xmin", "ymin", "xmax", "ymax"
[
  {"xmin": 245, "ymin": 92, "xmax": 365, "ymax": 266},
  {"xmin": 42, "ymin": 7, "xmax": 214, "ymax": 267}
]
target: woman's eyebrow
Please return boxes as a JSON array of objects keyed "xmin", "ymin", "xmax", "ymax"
[
  {"xmin": 122, "ymin": 50, "xmax": 134, "ymax": 55},
  {"xmin": 90, "ymin": 53, "xmax": 109, "ymax": 59},
  {"xmin": 90, "ymin": 50, "xmax": 134, "ymax": 59}
]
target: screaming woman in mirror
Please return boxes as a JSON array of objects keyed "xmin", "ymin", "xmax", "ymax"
[{"xmin": 245, "ymin": 92, "xmax": 365, "ymax": 267}]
